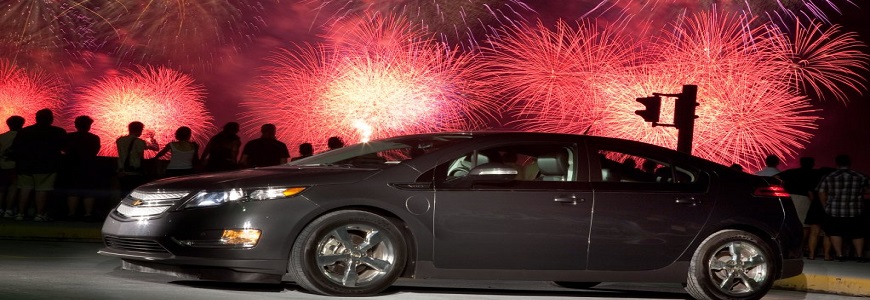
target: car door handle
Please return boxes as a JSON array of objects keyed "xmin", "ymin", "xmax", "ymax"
[
  {"xmin": 554, "ymin": 195, "xmax": 584, "ymax": 205},
  {"xmin": 675, "ymin": 197, "xmax": 700, "ymax": 206}
]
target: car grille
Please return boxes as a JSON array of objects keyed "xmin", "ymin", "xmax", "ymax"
[
  {"xmin": 114, "ymin": 190, "xmax": 190, "ymax": 219},
  {"xmin": 104, "ymin": 236, "xmax": 170, "ymax": 254}
]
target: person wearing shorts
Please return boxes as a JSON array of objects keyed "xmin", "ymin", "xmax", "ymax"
[
  {"xmin": 10, "ymin": 109, "xmax": 66, "ymax": 222},
  {"xmin": 818, "ymin": 154, "xmax": 870, "ymax": 262}
]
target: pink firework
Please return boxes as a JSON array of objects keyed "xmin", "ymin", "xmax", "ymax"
[
  {"xmin": 322, "ymin": 12, "xmax": 430, "ymax": 56},
  {"xmin": 243, "ymin": 15, "xmax": 499, "ymax": 151},
  {"xmin": 691, "ymin": 72, "xmax": 819, "ymax": 170},
  {"xmin": 307, "ymin": 0, "xmax": 534, "ymax": 50},
  {"xmin": 766, "ymin": 21, "xmax": 870, "ymax": 103},
  {"xmin": 488, "ymin": 10, "xmax": 859, "ymax": 169},
  {"xmin": 70, "ymin": 66, "xmax": 215, "ymax": 157},
  {"xmin": 482, "ymin": 19, "xmax": 637, "ymax": 133},
  {"xmin": 0, "ymin": 60, "xmax": 66, "ymax": 125}
]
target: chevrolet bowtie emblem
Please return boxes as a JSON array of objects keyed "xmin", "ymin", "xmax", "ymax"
[{"xmin": 131, "ymin": 199, "xmax": 143, "ymax": 206}]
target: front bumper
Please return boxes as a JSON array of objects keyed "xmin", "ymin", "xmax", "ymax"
[{"xmin": 99, "ymin": 196, "xmax": 319, "ymax": 280}]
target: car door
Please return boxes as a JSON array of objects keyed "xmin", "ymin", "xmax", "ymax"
[
  {"xmin": 431, "ymin": 142, "xmax": 593, "ymax": 270},
  {"xmin": 585, "ymin": 141, "xmax": 714, "ymax": 271}
]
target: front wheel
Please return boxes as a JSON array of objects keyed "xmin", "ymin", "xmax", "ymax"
[
  {"xmin": 289, "ymin": 210, "xmax": 407, "ymax": 296},
  {"xmin": 685, "ymin": 229, "xmax": 775, "ymax": 300}
]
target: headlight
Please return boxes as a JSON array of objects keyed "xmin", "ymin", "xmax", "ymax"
[{"xmin": 183, "ymin": 187, "xmax": 307, "ymax": 209}]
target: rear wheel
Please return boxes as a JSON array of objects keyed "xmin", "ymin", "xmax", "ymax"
[
  {"xmin": 290, "ymin": 210, "xmax": 407, "ymax": 296},
  {"xmin": 685, "ymin": 229, "xmax": 775, "ymax": 300}
]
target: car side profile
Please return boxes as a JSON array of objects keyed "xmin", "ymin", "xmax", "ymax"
[{"xmin": 99, "ymin": 132, "xmax": 803, "ymax": 300}]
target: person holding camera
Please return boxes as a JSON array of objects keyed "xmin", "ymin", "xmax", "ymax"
[{"xmin": 116, "ymin": 121, "xmax": 158, "ymax": 199}]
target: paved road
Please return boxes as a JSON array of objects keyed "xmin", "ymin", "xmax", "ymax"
[{"xmin": 0, "ymin": 240, "xmax": 862, "ymax": 300}]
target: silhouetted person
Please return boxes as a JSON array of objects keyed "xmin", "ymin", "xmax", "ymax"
[
  {"xmin": 153, "ymin": 126, "xmax": 199, "ymax": 177},
  {"xmin": 202, "ymin": 122, "xmax": 240, "ymax": 172},
  {"xmin": 777, "ymin": 157, "xmax": 827, "ymax": 259},
  {"xmin": 116, "ymin": 121, "xmax": 159, "ymax": 199},
  {"xmin": 62, "ymin": 116, "xmax": 101, "ymax": 221},
  {"xmin": 11, "ymin": 109, "xmax": 66, "ymax": 221},
  {"xmin": 240, "ymin": 124, "xmax": 290, "ymax": 168},
  {"xmin": 327, "ymin": 136, "xmax": 344, "ymax": 151},
  {"xmin": 817, "ymin": 154, "xmax": 869, "ymax": 262},
  {"xmin": 291, "ymin": 143, "xmax": 314, "ymax": 161},
  {"xmin": 755, "ymin": 155, "xmax": 781, "ymax": 176},
  {"xmin": 0, "ymin": 115, "xmax": 24, "ymax": 218},
  {"xmin": 729, "ymin": 163, "xmax": 744, "ymax": 172}
]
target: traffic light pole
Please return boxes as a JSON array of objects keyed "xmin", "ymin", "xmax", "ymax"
[
  {"xmin": 636, "ymin": 84, "xmax": 698, "ymax": 155},
  {"xmin": 675, "ymin": 85, "xmax": 697, "ymax": 154}
]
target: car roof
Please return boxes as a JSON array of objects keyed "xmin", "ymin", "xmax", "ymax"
[{"xmin": 383, "ymin": 131, "xmax": 727, "ymax": 169}]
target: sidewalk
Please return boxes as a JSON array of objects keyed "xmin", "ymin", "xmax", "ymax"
[
  {"xmin": 1, "ymin": 217, "xmax": 869, "ymax": 297},
  {"xmin": 0, "ymin": 217, "xmax": 102, "ymax": 242}
]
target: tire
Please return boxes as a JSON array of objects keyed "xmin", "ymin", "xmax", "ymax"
[
  {"xmin": 289, "ymin": 210, "xmax": 407, "ymax": 296},
  {"xmin": 551, "ymin": 281, "xmax": 600, "ymax": 289},
  {"xmin": 685, "ymin": 229, "xmax": 776, "ymax": 300}
]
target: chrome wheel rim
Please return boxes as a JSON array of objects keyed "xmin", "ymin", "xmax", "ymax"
[
  {"xmin": 707, "ymin": 241, "xmax": 769, "ymax": 296},
  {"xmin": 315, "ymin": 223, "xmax": 397, "ymax": 288}
]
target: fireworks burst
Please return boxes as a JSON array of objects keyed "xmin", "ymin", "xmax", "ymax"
[
  {"xmin": 482, "ymin": 19, "xmax": 637, "ymax": 133},
  {"xmin": 96, "ymin": 0, "xmax": 267, "ymax": 70},
  {"xmin": 307, "ymin": 0, "xmax": 534, "ymax": 50},
  {"xmin": 691, "ymin": 73, "xmax": 819, "ymax": 168},
  {"xmin": 0, "ymin": 60, "xmax": 67, "ymax": 125},
  {"xmin": 767, "ymin": 21, "xmax": 870, "ymax": 102},
  {"xmin": 485, "ymin": 10, "xmax": 864, "ymax": 170},
  {"xmin": 70, "ymin": 66, "xmax": 215, "ymax": 157},
  {"xmin": 578, "ymin": 0, "xmax": 856, "ymax": 27},
  {"xmin": 0, "ymin": 1, "xmax": 107, "ymax": 64},
  {"xmin": 243, "ymin": 14, "xmax": 499, "ymax": 151}
]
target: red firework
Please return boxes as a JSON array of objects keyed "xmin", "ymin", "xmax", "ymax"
[
  {"xmin": 766, "ymin": 21, "xmax": 870, "ymax": 102},
  {"xmin": 579, "ymin": 0, "xmax": 855, "ymax": 30},
  {"xmin": 0, "ymin": 60, "xmax": 66, "ymax": 126},
  {"xmin": 243, "ymin": 14, "xmax": 499, "ymax": 151},
  {"xmin": 70, "ymin": 66, "xmax": 215, "ymax": 157},
  {"xmin": 482, "ymin": 19, "xmax": 637, "ymax": 133},
  {"xmin": 307, "ymin": 0, "xmax": 534, "ymax": 50},
  {"xmin": 484, "ymin": 10, "xmax": 862, "ymax": 170}
]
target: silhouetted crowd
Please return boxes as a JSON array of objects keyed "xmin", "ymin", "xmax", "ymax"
[
  {"xmin": 0, "ymin": 109, "xmax": 345, "ymax": 222},
  {"xmin": 751, "ymin": 154, "xmax": 870, "ymax": 263}
]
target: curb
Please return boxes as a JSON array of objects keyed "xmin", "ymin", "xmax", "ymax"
[{"xmin": 774, "ymin": 264, "xmax": 870, "ymax": 297}]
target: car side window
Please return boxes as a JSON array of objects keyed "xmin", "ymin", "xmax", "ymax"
[
  {"xmin": 595, "ymin": 150, "xmax": 697, "ymax": 184},
  {"xmin": 440, "ymin": 144, "xmax": 577, "ymax": 183}
]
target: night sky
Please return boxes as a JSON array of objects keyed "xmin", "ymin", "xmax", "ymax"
[{"xmin": 2, "ymin": 1, "xmax": 869, "ymax": 172}]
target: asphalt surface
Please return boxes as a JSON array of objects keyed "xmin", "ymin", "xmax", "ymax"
[{"xmin": 1, "ymin": 217, "xmax": 869, "ymax": 297}]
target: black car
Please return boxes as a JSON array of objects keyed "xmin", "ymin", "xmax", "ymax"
[{"xmin": 99, "ymin": 132, "xmax": 803, "ymax": 300}]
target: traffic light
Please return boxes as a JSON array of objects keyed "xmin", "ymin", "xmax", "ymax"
[
  {"xmin": 674, "ymin": 85, "xmax": 698, "ymax": 130},
  {"xmin": 635, "ymin": 96, "xmax": 661, "ymax": 123}
]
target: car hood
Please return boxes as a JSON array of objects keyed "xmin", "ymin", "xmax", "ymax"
[{"xmin": 137, "ymin": 166, "xmax": 380, "ymax": 191}]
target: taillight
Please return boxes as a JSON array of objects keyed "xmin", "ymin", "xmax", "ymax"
[{"xmin": 753, "ymin": 185, "xmax": 790, "ymax": 197}]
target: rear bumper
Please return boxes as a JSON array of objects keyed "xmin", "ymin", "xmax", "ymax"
[{"xmin": 781, "ymin": 258, "xmax": 804, "ymax": 279}]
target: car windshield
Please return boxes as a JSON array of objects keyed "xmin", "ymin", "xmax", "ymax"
[{"xmin": 286, "ymin": 134, "xmax": 472, "ymax": 169}]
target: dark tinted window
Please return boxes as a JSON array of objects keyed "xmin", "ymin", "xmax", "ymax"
[{"xmin": 595, "ymin": 149, "xmax": 697, "ymax": 184}]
